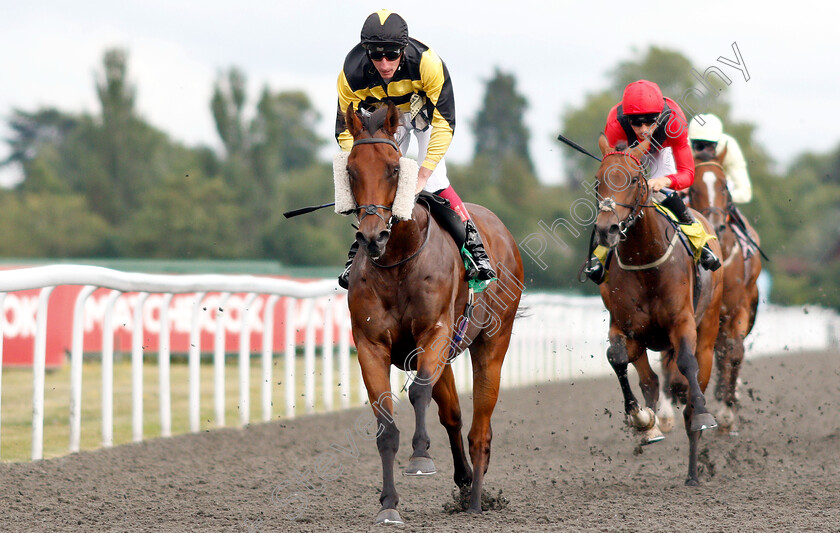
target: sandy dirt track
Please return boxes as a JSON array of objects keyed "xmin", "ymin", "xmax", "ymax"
[{"xmin": 1, "ymin": 350, "xmax": 838, "ymax": 532}]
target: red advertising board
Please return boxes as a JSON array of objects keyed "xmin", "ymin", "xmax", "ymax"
[{"xmin": 1, "ymin": 284, "xmax": 349, "ymax": 369}]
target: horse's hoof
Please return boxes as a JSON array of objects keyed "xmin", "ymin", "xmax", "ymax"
[
  {"xmin": 466, "ymin": 507, "xmax": 482, "ymax": 515},
  {"xmin": 690, "ymin": 412, "xmax": 718, "ymax": 432},
  {"xmin": 404, "ymin": 456, "xmax": 436, "ymax": 476},
  {"xmin": 685, "ymin": 477, "xmax": 700, "ymax": 487},
  {"xmin": 375, "ymin": 508, "xmax": 404, "ymax": 525},
  {"xmin": 640, "ymin": 425, "xmax": 665, "ymax": 446}
]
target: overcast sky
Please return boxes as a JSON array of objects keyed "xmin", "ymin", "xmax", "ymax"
[{"xmin": 1, "ymin": 1, "xmax": 836, "ymax": 186}]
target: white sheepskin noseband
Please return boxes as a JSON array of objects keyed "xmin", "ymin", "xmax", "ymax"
[{"xmin": 333, "ymin": 151, "xmax": 419, "ymax": 221}]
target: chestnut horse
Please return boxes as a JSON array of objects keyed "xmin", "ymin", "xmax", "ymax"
[
  {"xmin": 594, "ymin": 135, "xmax": 724, "ymax": 485},
  {"xmin": 687, "ymin": 150, "xmax": 762, "ymax": 435},
  {"xmin": 341, "ymin": 103, "xmax": 524, "ymax": 523}
]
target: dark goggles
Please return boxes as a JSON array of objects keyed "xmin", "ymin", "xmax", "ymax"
[
  {"xmin": 628, "ymin": 114, "xmax": 659, "ymax": 127},
  {"xmin": 367, "ymin": 47, "xmax": 403, "ymax": 61},
  {"xmin": 692, "ymin": 140, "xmax": 718, "ymax": 152}
]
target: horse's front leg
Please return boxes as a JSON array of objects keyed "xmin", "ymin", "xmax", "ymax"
[
  {"xmin": 631, "ymin": 354, "xmax": 666, "ymax": 445},
  {"xmin": 404, "ymin": 325, "xmax": 451, "ymax": 476},
  {"xmin": 672, "ymin": 313, "xmax": 717, "ymax": 486},
  {"xmin": 607, "ymin": 331, "xmax": 656, "ymax": 439},
  {"xmin": 356, "ymin": 340, "xmax": 403, "ymax": 524}
]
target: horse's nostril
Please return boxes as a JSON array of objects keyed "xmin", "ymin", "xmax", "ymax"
[
  {"xmin": 608, "ymin": 224, "xmax": 620, "ymax": 235},
  {"xmin": 355, "ymin": 231, "xmax": 368, "ymax": 247},
  {"xmin": 376, "ymin": 230, "xmax": 391, "ymax": 245}
]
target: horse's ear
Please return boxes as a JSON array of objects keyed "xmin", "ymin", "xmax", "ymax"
[
  {"xmin": 630, "ymin": 138, "xmax": 651, "ymax": 160},
  {"xmin": 383, "ymin": 101, "xmax": 401, "ymax": 137},
  {"xmin": 716, "ymin": 143, "xmax": 728, "ymax": 163},
  {"xmin": 345, "ymin": 103, "xmax": 363, "ymax": 138},
  {"xmin": 598, "ymin": 134, "xmax": 611, "ymax": 156}
]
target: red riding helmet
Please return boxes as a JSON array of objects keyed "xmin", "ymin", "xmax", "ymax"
[{"xmin": 622, "ymin": 80, "xmax": 664, "ymax": 115}]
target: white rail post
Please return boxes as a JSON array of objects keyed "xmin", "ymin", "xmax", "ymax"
[
  {"xmin": 101, "ymin": 290, "xmax": 122, "ymax": 447},
  {"xmin": 214, "ymin": 293, "xmax": 231, "ymax": 427},
  {"xmin": 131, "ymin": 292, "xmax": 149, "ymax": 443},
  {"xmin": 239, "ymin": 293, "xmax": 258, "ymax": 426},
  {"xmin": 159, "ymin": 293, "xmax": 174, "ymax": 437},
  {"xmin": 188, "ymin": 292, "xmax": 206, "ymax": 433},
  {"xmin": 262, "ymin": 295, "xmax": 279, "ymax": 422},
  {"xmin": 31, "ymin": 286, "xmax": 55, "ymax": 461},
  {"xmin": 302, "ymin": 299, "xmax": 316, "ymax": 414},
  {"xmin": 69, "ymin": 286, "xmax": 96, "ymax": 452},
  {"xmin": 0, "ymin": 293, "xmax": 5, "ymax": 459},
  {"xmin": 338, "ymin": 301, "xmax": 351, "ymax": 409},
  {"xmin": 284, "ymin": 297, "xmax": 296, "ymax": 418},
  {"xmin": 322, "ymin": 298, "xmax": 334, "ymax": 412}
]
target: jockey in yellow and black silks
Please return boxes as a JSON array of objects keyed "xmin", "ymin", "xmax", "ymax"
[{"xmin": 334, "ymin": 10, "xmax": 495, "ymax": 289}]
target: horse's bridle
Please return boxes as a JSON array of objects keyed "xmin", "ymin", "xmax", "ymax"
[
  {"xmin": 597, "ymin": 151, "xmax": 653, "ymax": 239},
  {"xmin": 349, "ymin": 137, "xmax": 402, "ymax": 230},
  {"xmin": 349, "ymin": 136, "xmax": 432, "ymax": 268}
]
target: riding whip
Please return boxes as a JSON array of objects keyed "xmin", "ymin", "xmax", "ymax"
[
  {"xmin": 283, "ymin": 202, "xmax": 336, "ymax": 219},
  {"xmin": 556, "ymin": 133, "xmax": 602, "ymax": 162}
]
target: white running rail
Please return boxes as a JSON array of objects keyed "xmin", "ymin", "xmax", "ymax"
[{"xmin": 2, "ymin": 265, "xmax": 838, "ymax": 461}]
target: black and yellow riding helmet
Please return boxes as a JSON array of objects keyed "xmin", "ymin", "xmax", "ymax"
[{"xmin": 360, "ymin": 9, "xmax": 409, "ymax": 49}]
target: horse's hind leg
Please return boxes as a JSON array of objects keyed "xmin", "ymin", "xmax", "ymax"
[
  {"xmin": 357, "ymin": 343, "xmax": 403, "ymax": 524},
  {"xmin": 432, "ymin": 364, "xmax": 473, "ymax": 488},
  {"xmin": 466, "ymin": 337, "xmax": 507, "ymax": 514}
]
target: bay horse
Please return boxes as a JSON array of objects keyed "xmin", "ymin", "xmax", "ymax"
[
  {"xmin": 340, "ymin": 102, "xmax": 524, "ymax": 523},
  {"xmin": 594, "ymin": 134, "xmax": 724, "ymax": 485},
  {"xmin": 687, "ymin": 149, "xmax": 762, "ymax": 435}
]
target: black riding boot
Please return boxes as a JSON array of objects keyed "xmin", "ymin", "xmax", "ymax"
[
  {"xmin": 464, "ymin": 219, "xmax": 497, "ymax": 281},
  {"xmin": 660, "ymin": 191, "xmax": 721, "ymax": 271},
  {"xmin": 338, "ymin": 241, "xmax": 359, "ymax": 290},
  {"xmin": 583, "ymin": 255, "xmax": 606, "ymax": 284}
]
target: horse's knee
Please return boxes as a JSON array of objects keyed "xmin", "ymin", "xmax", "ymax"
[
  {"xmin": 408, "ymin": 380, "xmax": 432, "ymax": 406},
  {"xmin": 675, "ymin": 340, "xmax": 699, "ymax": 377},
  {"xmin": 376, "ymin": 419, "xmax": 400, "ymax": 455},
  {"xmin": 607, "ymin": 338, "xmax": 629, "ymax": 369}
]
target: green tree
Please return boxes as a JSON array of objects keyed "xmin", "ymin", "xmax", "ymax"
[{"xmin": 472, "ymin": 68, "xmax": 534, "ymax": 175}]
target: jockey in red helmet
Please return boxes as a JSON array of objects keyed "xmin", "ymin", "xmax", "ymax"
[
  {"xmin": 334, "ymin": 9, "xmax": 496, "ymax": 289},
  {"xmin": 583, "ymin": 80, "xmax": 721, "ymax": 284}
]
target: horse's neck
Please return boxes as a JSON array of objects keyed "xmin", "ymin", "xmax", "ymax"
[
  {"xmin": 617, "ymin": 204, "xmax": 675, "ymax": 266},
  {"xmin": 382, "ymin": 206, "xmax": 428, "ymax": 263}
]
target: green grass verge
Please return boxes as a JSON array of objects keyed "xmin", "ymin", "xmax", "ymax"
[{"xmin": 1, "ymin": 354, "xmax": 365, "ymax": 463}]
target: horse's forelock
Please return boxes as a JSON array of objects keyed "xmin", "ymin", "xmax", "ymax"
[
  {"xmin": 362, "ymin": 106, "xmax": 390, "ymax": 136},
  {"xmin": 615, "ymin": 141, "xmax": 628, "ymax": 151}
]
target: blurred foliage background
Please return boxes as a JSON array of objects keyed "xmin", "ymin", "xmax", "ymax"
[{"xmin": 2, "ymin": 47, "xmax": 838, "ymax": 308}]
